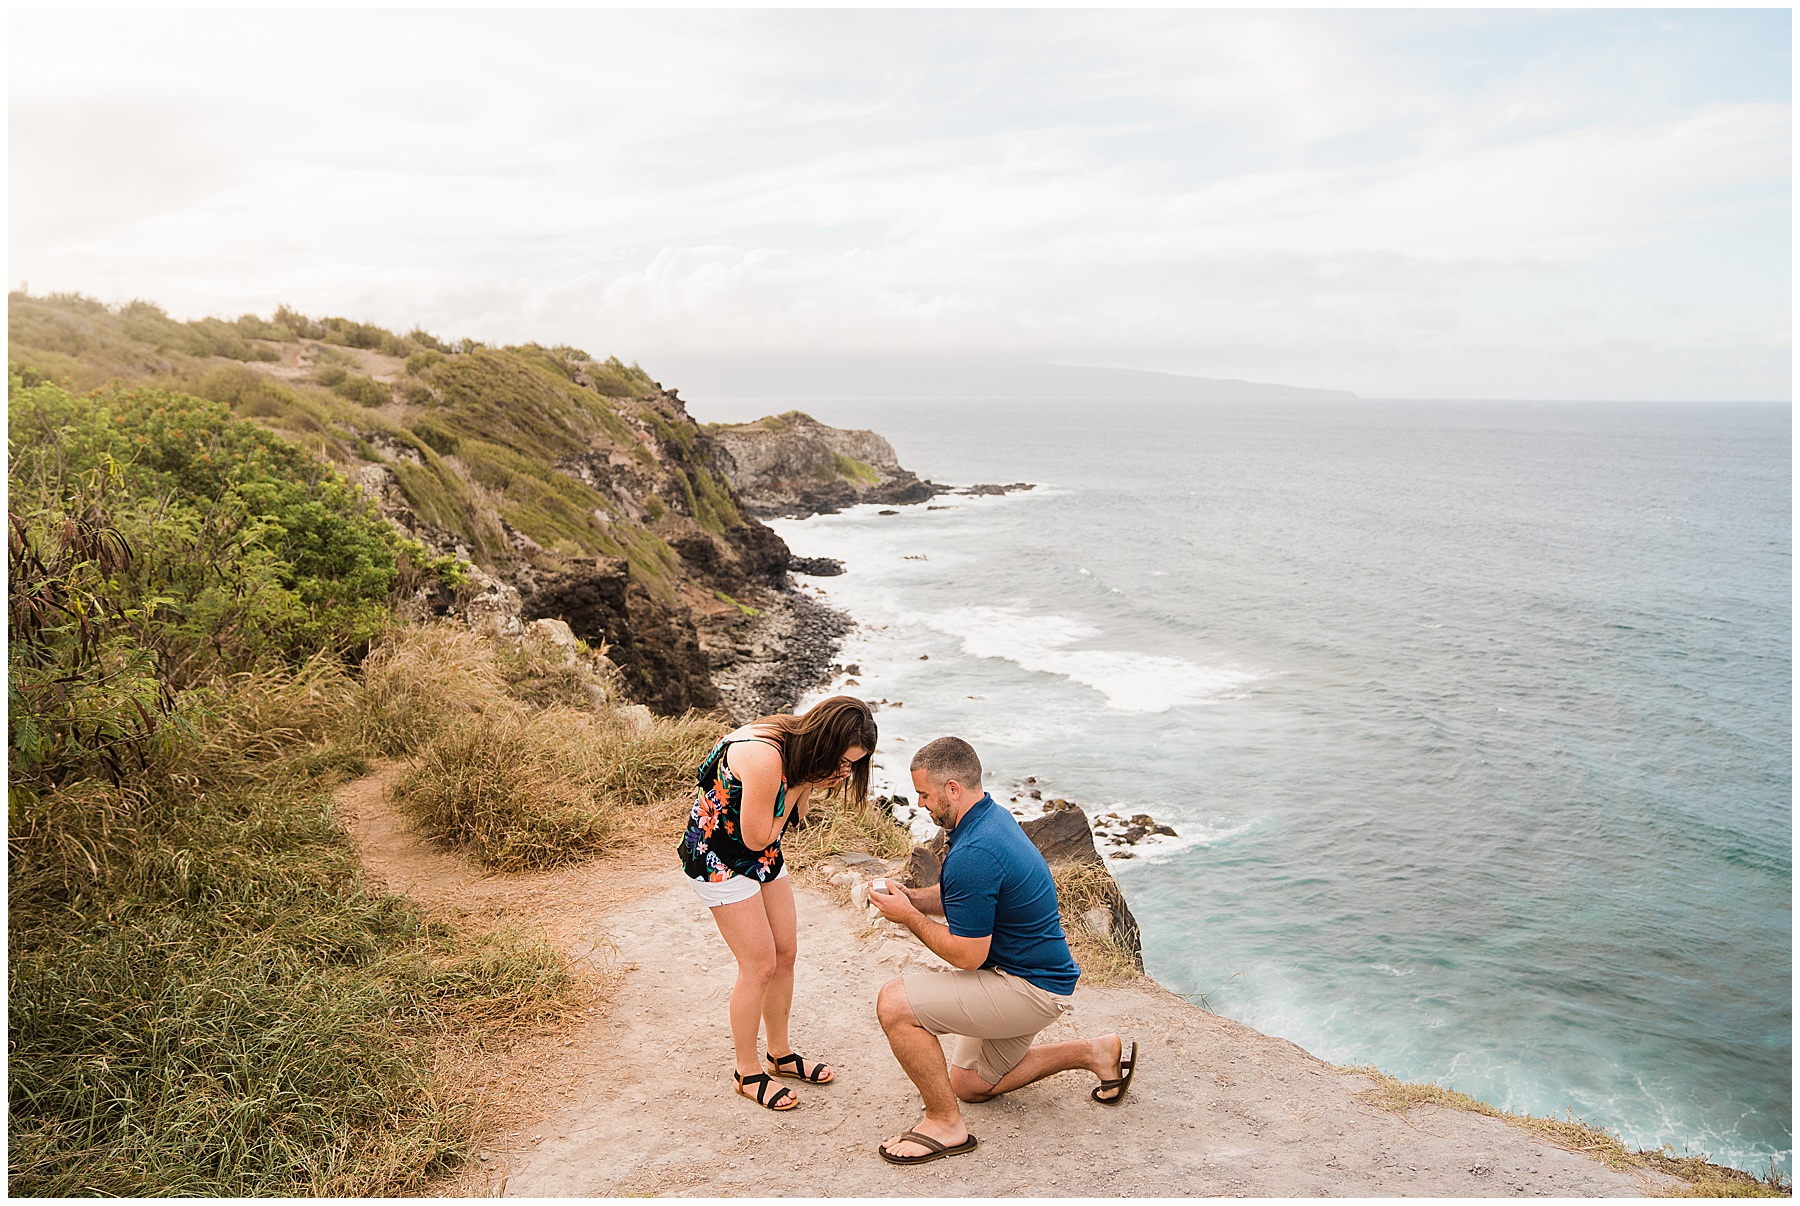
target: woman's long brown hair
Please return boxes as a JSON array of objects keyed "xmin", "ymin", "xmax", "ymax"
[{"xmin": 757, "ymin": 695, "xmax": 878, "ymax": 805}]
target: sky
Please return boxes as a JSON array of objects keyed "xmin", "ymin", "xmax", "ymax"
[{"xmin": 8, "ymin": 8, "xmax": 1792, "ymax": 401}]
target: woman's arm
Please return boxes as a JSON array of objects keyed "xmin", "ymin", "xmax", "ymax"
[
  {"xmin": 728, "ymin": 740, "xmax": 789, "ymax": 850},
  {"xmin": 787, "ymin": 782, "xmax": 814, "ymax": 825}
]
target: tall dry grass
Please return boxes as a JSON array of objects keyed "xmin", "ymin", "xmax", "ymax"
[
  {"xmin": 344, "ymin": 623, "xmax": 513, "ymax": 758},
  {"xmin": 783, "ymin": 789, "xmax": 916, "ymax": 868},
  {"xmin": 8, "ymin": 653, "xmax": 577, "ymax": 1198},
  {"xmin": 394, "ymin": 706, "xmax": 613, "ymax": 869},
  {"xmin": 1051, "ymin": 859, "xmax": 1144, "ymax": 987},
  {"xmin": 355, "ymin": 622, "xmax": 722, "ymax": 870}
]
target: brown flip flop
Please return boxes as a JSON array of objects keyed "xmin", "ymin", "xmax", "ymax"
[
  {"xmin": 1092, "ymin": 1039, "xmax": 1137, "ymax": 1104},
  {"xmin": 878, "ymin": 1129, "xmax": 979, "ymax": 1165}
]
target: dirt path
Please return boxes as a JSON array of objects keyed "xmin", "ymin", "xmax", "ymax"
[{"xmin": 335, "ymin": 766, "xmax": 1678, "ymax": 1198}]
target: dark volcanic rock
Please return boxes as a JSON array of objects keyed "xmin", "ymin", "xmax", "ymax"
[
  {"xmin": 670, "ymin": 523, "xmax": 791, "ymax": 591},
  {"xmin": 1020, "ymin": 807, "xmax": 1106, "ymax": 867},
  {"xmin": 899, "ymin": 803, "xmax": 1143, "ymax": 970},
  {"xmin": 791, "ymin": 556, "xmax": 846, "ymax": 577},
  {"xmin": 523, "ymin": 560, "xmax": 720, "ymax": 716},
  {"xmin": 902, "ymin": 831, "xmax": 950, "ymax": 890},
  {"xmin": 669, "ymin": 532, "xmax": 724, "ymax": 579},
  {"xmin": 1020, "ymin": 806, "xmax": 1144, "ymax": 969},
  {"xmin": 723, "ymin": 522, "xmax": 791, "ymax": 586}
]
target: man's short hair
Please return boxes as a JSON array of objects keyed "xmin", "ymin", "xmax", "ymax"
[{"xmin": 911, "ymin": 736, "xmax": 983, "ymax": 789}]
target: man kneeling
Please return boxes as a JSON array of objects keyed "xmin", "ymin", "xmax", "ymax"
[{"xmin": 868, "ymin": 736, "xmax": 1137, "ymax": 1165}]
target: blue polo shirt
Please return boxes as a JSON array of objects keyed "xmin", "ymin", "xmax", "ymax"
[{"xmin": 940, "ymin": 794, "xmax": 1081, "ymax": 996}]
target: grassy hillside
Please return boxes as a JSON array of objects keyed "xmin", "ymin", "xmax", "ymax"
[
  {"xmin": 3, "ymin": 355, "xmax": 779, "ymax": 1193},
  {"xmin": 8, "ymin": 292, "xmax": 742, "ymax": 597}
]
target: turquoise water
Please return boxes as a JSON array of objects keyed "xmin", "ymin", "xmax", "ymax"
[{"xmin": 695, "ymin": 396, "xmax": 1791, "ymax": 1176}]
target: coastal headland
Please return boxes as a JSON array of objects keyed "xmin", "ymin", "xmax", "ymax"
[{"xmin": 7, "ymin": 294, "xmax": 1777, "ymax": 1196}]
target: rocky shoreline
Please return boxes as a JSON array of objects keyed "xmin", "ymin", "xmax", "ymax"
[{"xmin": 707, "ymin": 585, "xmax": 853, "ymax": 721}]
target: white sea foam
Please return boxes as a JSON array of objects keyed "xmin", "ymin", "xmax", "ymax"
[{"xmin": 901, "ymin": 605, "xmax": 1260, "ymax": 713}]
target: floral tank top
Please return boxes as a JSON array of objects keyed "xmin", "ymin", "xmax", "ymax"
[{"xmin": 677, "ymin": 737, "xmax": 789, "ymax": 883}]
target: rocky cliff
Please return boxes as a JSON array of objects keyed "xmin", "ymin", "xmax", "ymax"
[
  {"xmin": 706, "ymin": 409, "xmax": 935, "ymax": 518},
  {"xmin": 5, "ymin": 293, "xmax": 823, "ymax": 720}
]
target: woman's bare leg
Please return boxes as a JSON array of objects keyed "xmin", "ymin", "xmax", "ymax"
[
  {"xmin": 757, "ymin": 876, "xmax": 799, "ymax": 1060},
  {"xmin": 709, "ymin": 894, "xmax": 781, "ymax": 1084}
]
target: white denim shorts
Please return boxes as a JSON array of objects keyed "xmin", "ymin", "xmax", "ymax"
[{"xmin": 686, "ymin": 865, "xmax": 788, "ymax": 907}]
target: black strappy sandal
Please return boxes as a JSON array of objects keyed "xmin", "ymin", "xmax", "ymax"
[
  {"xmin": 734, "ymin": 1070, "xmax": 798, "ymax": 1110},
  {"xmin": 765, "ymin": 1050, "xmax": 834, "ymax": 1083}
]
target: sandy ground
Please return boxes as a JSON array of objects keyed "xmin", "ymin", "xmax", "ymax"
[{"xmin": 335, "ymin": 765, "xmax": 1678, "ymax": 1198}]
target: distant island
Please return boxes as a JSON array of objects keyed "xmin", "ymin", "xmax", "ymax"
[{"xmin": 651, "ymin": 354, "xmax": 1357, "ymax": 401}]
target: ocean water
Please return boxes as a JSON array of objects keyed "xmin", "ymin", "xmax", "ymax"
[{"xmin": 695, "ymin": 395, "xmax": 1791, "ymax": 1176}]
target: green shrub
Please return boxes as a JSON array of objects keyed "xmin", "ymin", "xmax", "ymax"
[
  {"xmin": 319, "ymin": 317, "xmax": 408, "ymax": 357},
  {"xmin": 7, "ymin": 380, "xmax": 454, "ymax": 789},
  {"xmin": 195, "ymin": 363, "xmax": 301, "ymax": 415},
  {"xmin": 314, "ymin": 364, "xmax": 349, "ymax": 387},
  {"xmin": 7, "ymin": 461, "xmax": 180, "ymax": 785},
  {"xmin": 833, "ymin": 452, "xmax": 881, "ymax": 486},
  {"xmin": 333, "ymin": 374, "xmax": 390, "ymax": 408},
  {"xmin": 232, "ymin": 312, "xmax": 297, "ymax": 342},
  {"xmin": 273, "ymin": 305, "xmax": 326, "ymax": 340}
]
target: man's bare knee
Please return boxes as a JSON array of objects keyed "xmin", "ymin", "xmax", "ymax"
[
  {"xmin": 875, "ymin": 978, "xmax": 915, "ymax": 1030},
  {"xmin": 949, "ymin": 1064, "xmax": 997, "ymax": 1103}
]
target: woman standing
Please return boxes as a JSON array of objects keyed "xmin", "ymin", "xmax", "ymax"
[{"xmin": 678, "ymin": 695, "xmax": 878, "ymax": 1111}]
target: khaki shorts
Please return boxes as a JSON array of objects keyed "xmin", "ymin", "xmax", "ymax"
[{"xmin": 902, "ymin": 968, "xmax": 1071, "ymax": 1086}]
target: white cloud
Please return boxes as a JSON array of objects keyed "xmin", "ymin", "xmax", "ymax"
[{"xmin": 7, "ymin": 9, "xmax": 1789, "ymax": 400}]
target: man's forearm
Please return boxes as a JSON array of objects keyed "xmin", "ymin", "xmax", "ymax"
[
  {"xmin": 896, "ymin": 910, "xmax": 987, "ymax": 971},
  {"xmin": 904, "ymin": 883, "xmax": 944, "ymax": 915}
]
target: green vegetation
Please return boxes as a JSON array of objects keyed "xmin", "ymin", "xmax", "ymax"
[
  {"xmin": 715, "ymin": 591, "xmax": 762, "ymax": 616},
  {"xmin": 1349, "ymin": 1067, "xmax": 1791, "ymax": 1197},
  {"xmin": 751, "ymin": 409, "xmax": 813, "ymax": 432},
  {"xmin": 353, "ymin": 623, "xmax": 719, "ymax": 872},
  {"xmin": 7, "ymin": 292, "xmax": 723, "ymax": 597},
  {"xmin": 832, "ymin": 451, "xmax": 882, "ymax": 486},
  {"xmin": 394, "ymin": 696, "xmax": 721, "ymax": 871},
  {"xmin": 7, "ymin": 291, "xmax": 911, "ymax": 1195},
  {"xmin": 5, "ymin": 376, "xmax": 586, "ymax": 1195}
]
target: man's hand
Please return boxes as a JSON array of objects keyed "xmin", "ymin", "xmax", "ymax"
[
  {"xmin": 870, "ymin": 880, "xmax": 990, "ymax": 970},
  {"xmin": 869, "ymin": 880, "xmax": 922, "ymax": 924}
]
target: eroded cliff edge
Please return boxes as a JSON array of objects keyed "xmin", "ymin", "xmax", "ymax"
[{"xmin": 705, "ymin": 409, "xmax": 936, "ymax": 518}]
